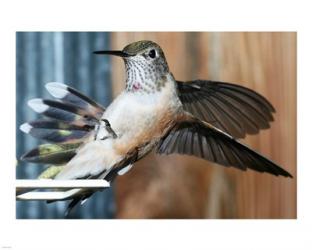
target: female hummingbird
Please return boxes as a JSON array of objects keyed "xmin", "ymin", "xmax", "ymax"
[{"xmin": 20, "ymin": 40, "xmax": 292, "ymax": 214}]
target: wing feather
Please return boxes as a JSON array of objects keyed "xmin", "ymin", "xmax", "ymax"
[
  {"xmin": 177, "ymin": 80, "xmax": 275, "ymax": 138},
  {"xmin": 157, "ymin": 119, "xmax": 292, "ymax": 177}
]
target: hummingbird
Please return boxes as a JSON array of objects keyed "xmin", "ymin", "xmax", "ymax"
[{"xmin": 19, "ymin": 40, "xmax": 292, "ymax": 215}]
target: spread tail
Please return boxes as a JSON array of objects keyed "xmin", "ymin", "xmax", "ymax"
[{"xmin": 19, "ymin": 82, "xmax": 106, "ymax": 216}]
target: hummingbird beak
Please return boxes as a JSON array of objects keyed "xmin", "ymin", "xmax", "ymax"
[{"xmin": 93, "ymin": 50, "xmax": 131, "ymax": 58}]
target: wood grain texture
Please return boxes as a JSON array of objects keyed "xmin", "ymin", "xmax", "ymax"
[{"xmin": 110, "ymin": 32, "xmax": 296, "ymax": 219}]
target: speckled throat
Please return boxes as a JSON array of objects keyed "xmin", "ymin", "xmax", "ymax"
[{"xmin": 124, "ymin": 57, "xmax": 168, "ymax": 93}]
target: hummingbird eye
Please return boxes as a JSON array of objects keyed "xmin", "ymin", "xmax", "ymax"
[{"xmin": 148, "ymin": 49, "xmax": 156, "ymax": 59}]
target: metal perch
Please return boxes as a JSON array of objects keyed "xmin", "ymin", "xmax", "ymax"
[{"xmin": 16, "ymin": 179, "xmax": 110, "ymax": 201}]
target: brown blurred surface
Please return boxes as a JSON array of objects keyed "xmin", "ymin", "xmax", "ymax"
[{"xmin": 110, "ymin": 32, "xmax": 296, "ymax": 219}]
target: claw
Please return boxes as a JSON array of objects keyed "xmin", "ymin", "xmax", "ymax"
[{"xmin": 101, "ymin": 119, "xmax": 117, "ymax": 139}]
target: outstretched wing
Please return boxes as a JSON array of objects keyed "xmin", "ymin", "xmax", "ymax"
[
  {"xmin": 176, "ymin": 80, "xmax": 275, "ymax": 138},
  {"xmin": 157, "ymin": 118, "xmax": 292, "ymax": 177}
]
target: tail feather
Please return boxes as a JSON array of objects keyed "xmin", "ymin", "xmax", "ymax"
[
  {"xmin": 20, "ymin": 121, "xmax": 90, "ymax": 143},
  {"xmin": 28, "ymin": 98, "xmax": 100, "ymax": 121},
  {"xmin": 46, "ymin": 82, "xmax": 105, "ymax": 117},
  {"xmin": 38, "ymin": 166, "xmax": 64, "ymax": 179},
  {"xmin": 20, "ymin": 82, "xmax": 110, "ymax": 217},
  {"xmin": 21, "ymin": 143, "xmax": 81, "ymax": 164},
  {"xmin": 63, "ymin": 161, "xmax": 137, "ymax": 216},
  {"xmin": 20, "ymin": 82, "xmax": 105, "ymax": 164},
  {"xmin": 27, "ymin": 98, "xmax": 89, "ymax": 124},
  {"xmin": 64, "ymin": 190, "xmax": 94, "ymax": 217},
  {"xmin": 24, "ymin": 119, "xmax": 94, "ymax": 131}
]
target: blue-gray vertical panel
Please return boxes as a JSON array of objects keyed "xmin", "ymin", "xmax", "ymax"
[{"xmin": 16, "ymin": 32, "xmax": 114, "ymax": 219}]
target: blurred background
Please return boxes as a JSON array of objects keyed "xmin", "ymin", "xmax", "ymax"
[{"xmin": 16, "ymin": 32, "xmax": 296, "ymax": 219}]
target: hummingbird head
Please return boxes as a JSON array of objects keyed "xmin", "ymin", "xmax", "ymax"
[{"xmin": 94, "ymin": 40, "xmax": 170, "ymax": 93}]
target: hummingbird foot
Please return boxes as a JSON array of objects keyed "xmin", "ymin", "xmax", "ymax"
[{"xmin": 100, "ymin": 119, "xmax": 118, "ymax": 140}]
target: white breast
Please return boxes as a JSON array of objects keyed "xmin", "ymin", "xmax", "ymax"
[
  {"xmin": 56, "ymin": 78, "xmax": 182, "ymax": 180},
  {"xmin": 102, "ymin": 80, "xmax": 181, "ymax": 139}
]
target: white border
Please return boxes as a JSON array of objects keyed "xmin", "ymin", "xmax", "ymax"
[{"xmin": 1, "ymin": 0, "xmax": 311, "ymax": 250}]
